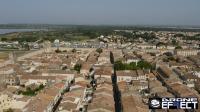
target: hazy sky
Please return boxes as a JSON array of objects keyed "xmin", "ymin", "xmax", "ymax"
[{"xmin": 0, "ymin": 0, "xmax": 200, "ymax": 25}]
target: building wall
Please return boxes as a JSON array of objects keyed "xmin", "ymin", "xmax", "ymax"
[
  {"xmin": 26, "ymin": 79, "xmax": 47, "ymax": 86},
  {"xmin": 117, "ymin": 76, "xmax": 132, "ymax": 82},
  {"xmin": 137, "ymin": 75, "xmax": 147, "ymax": 81},
  {"xmin": 0, "ymin": 94, "xmax": 12, "ymax": 112},
  {"xmin": 126, "ymin": 59, "xmax": 139, "ymax": 64},
  {"xmin": 95, "ymin": 75, "xmax": 111, "ymax": 79},
  {"xmin": 175, "ymin": 50, "xmax": 199, "ymax": 56}
]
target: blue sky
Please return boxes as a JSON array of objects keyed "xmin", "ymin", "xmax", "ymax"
[{"xmin": 0, "ymin": 0, "xmax": 200, "ymax": 25}]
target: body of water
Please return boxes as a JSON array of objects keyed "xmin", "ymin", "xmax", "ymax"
[{"xmin": 0, "ymin": 29, "xmax": 45, "ymax": 34}]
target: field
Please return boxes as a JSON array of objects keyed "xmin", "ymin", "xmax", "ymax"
[
  {"xmin": 0, "ymin": 52, "xmax": 9, "ymax": 60},
  {"xmin": 0, "ymin": 30, "xmax": 92, "ymax": 42}
]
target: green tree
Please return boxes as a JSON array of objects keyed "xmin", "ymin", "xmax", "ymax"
[
  {"xmin": 137, "ymin": 61, "xmax": 152, "ymax": 69},
  {"xmin": 55, "ymin": 49, "xmax": 61, "ymax": 53},
  {"xmin": 22, "ymin": 87, "xmax": 35, "ymax": 96},
  {"xmin": 114, "ymin": 60, "xmax": 151, "ymax": 70},
  {"xmin": 168, "ymin": 56, "xmax": 176, "ymax": 61},
  {"xmin": 114, "ymin": 61, "xmax": 125, "ymax": 70},
  {"xmin": 35, "ymin": 84, "xmax": 45, "ymax": 92},
  {"xmin": 74, "ymin": 64, "xmax": 82, "ymax": 73},
  {"xmin": 3, "ymin": 108, "xmax": 13, "ymax": 112},
  {"xmin": 1, "ymin": 37, "xmax": 8, "ymax": 41},
  {"xmin": 175, "ymin": 46, "xmax": 182, "ymax": 49},
  {"xmin": 22, "ymin": 43, "xmax": 30, "ymax": 50},
  {"xmin": 96, "ymin": 48, "xmax": 103, "ymax": 54},
  {"xmin": 172, "ymin": 39, "xmax": 178, "ymax": 46},
  {"xmin": 72, "ymin": 48, "xmax": 77, "ymax": 53}
]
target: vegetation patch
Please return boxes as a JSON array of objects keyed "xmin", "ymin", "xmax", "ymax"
[
  {"xmin": 18, "ymin": 84, "xmax": 45, "ymax": 96},
  {"xmin": 74, "ymin": 64, "xmax": 82, "ymax": 73},
  {"xmin": 114, "ymin": 60, "xmax": 152, "ymax": 70}
]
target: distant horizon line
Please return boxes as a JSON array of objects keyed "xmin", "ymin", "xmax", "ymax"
[{"xmin": 1, "ymin": 23, "xmax": 200, "ymax": 29}]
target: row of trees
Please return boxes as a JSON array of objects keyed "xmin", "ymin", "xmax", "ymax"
[
  {"xmin": 174, "ymin": 33, "xmax": 200, "ymax": 41},
  {"xmin": 183, "ymin": 35, "xmax": 200, "ymax": 41},
  {"xmin": 114, "ymin": 60, "xmax": 152, "ymax": 70}
]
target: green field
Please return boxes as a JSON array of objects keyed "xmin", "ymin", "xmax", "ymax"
[{"xmin": 0, "ymin": 30, "xmax": 93, "ymax": 42}]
